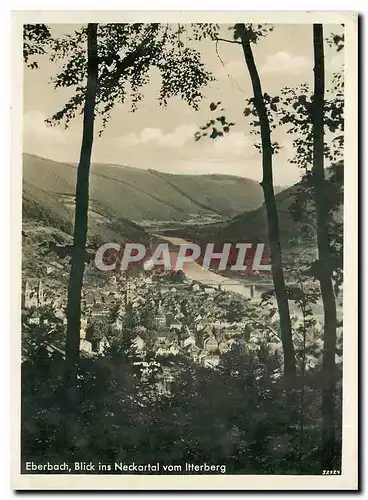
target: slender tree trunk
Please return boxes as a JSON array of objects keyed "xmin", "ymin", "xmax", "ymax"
[
  {"xmin": 64, "ymin": 23, "xmax": 98, "ymax": 402},
  {"xmin": 312, "ymin": 24, "xmax": 338, "ymax": 469},
  {"xmin": 299, "ymin": 288, "xmax": 307, "ymax": 471},
  {"xmin": 238, "ymin": 24, "xmax": 296, "ymax": 384}
]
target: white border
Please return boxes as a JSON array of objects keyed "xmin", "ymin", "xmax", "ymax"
[{"xmin": 10, "ymin": 10, "xmax": 358, "ymax": 491}]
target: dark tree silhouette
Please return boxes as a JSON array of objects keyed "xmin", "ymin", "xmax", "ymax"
[
  {"xmin": 312, "ymin": 24, "xmax": 338, "ymax": 469},
  {"xmin": 274, "ymin": 25, "xmax": 344, "ymax": 468},
  {"xmin": 34, "ymin": 23, "xmax": 213, "ymax": 399},
  {"xmin": 235, "ymin": 23, "xmax": 296, "ymax": 383},
  {"xmin": 64, "ymin": 23, "xmax": 98, "ymax": 402},
  {"xmin": 23, "ymin": 24, "xmax": 51, "ymax": 69},
  {"xmin": 195, "ymin": 24, "xmax": 296, "ymax": 383}
]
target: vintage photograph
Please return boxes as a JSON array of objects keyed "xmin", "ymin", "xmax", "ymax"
[{"xmin": 12, "ymin": 11, "xmax": 358, "ymax": 490}]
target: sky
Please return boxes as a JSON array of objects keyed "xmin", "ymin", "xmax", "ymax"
[{"xmin": 23, "ymin": 23, "xmax": 344, "ymax": 186}]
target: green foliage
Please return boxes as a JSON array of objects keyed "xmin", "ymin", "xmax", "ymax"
[
  {"xmin": 22, "ymin": 305, "xmax": 66, "ymax": 363},
  {"xmin": 233, "ymin": 23, "xmax": 274, "ymax": 44},
  {"xmin": 21, "ymin": 336, "xmax": 340, "ymax": 473},
  {"xmin": 43, "ymin": 24, "xmax": 213, "ymax": 131},
  {"xmin": 277, "ymin": 69, "xmax": 344, "ymax": 291},
  {"xmin": 326, "ymin": 31, "xmax": 345, "ymax": 52},
  {"xmin": 243, "ymin": 94, "xmax": 282, "ymax": 154},
  {"xmin": 195, "ymin": 101, "xmax": 236, "ymax": 141},
  {"xmin": 23, "ymin": 24, "xmax": 51, "ymax": 68},
  {"xmin": 86, "ymin": 320, "xmax": 109, "ymax": 342}
]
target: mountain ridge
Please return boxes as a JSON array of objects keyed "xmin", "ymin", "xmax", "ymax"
[{"xmin": 23, "ymin": 153, "xmax": 267, "ymax": 224}]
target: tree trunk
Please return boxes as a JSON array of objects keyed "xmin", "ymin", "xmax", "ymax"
[
  {"xmin": 238, "ymin": 24, "xmax": 296, "ymax": 383},
  {"xmin": 312, "ymin": 24, "xmax": 339, "ymax": 469},
  {"xmin": 64, "ymin": 23, "xmax": 98, "ymax": 403}
]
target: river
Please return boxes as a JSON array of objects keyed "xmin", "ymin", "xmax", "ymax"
[
  {"xmin": 155, "ymin": 234, "xmax": 272, "ymax": 300},
  {"xmin": 154, "ymin": 234, "xmax": 341, "ymax": 321}
]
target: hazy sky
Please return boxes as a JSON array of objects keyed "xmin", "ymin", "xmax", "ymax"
[{"xmin": 23, "ymin": 23, "xmax": 344, "ymax": 186}]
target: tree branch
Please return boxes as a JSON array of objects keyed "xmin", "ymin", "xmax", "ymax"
[
  {"xmin": 111, "ymin": 25, "xmax": 158, "ymax": 80},
  {"xmin": 217, "ymin": 37, "xmax": 242, "ymax": 45},
  {"xmin": 215, "ymin": 40, "xmax": 245, "ymax": 94}
]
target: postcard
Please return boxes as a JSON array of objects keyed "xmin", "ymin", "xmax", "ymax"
[{"xmin": 11, "ymin": 10, "xmax": 358, "ymax": 490}]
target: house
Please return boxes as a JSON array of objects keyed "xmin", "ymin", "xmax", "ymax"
[
  {"xmin": 182, "ymin": 335, "xmax": 196, "ymax": 349},
  {"xmin": 203, "ymin": 335, "xmax": 218, "ymax": 353},
  {"xmin": 218, "ymin": 340, "xmax": 230, "ymax": 354},
  {"xmin": 156, "ymin": 336, "xmax": 167, "ymax": 344},
  {"xmin": 94, "ymin": 293, "xmax": 103, "ymax": 305},
  {"xmin": 210, "ymin": 320, "xmax": 231, "ymax": 329},
  {"xmin": 197, "ymin": 350, "xmax": 207, "ymax": 364},
  {"xmin": 91, "ymin": 335, "xmax": 109, "ymax": 355},
  {"xmin": 112, "ymin": 314, "xmax": 123, "ymax": 333},
  {"xmin": 155, "ymin": 311, "xmax": 166, "ymax": 325},
  {"xmin": 23, "ymin": 280, "xmax": 45, "ymax": 309},
  {"xmin": 183, "ymin": 343, "xmax": 201, "ymax": 361},
  {"xmin": 202, "ymin": 355, "xmax": 220, "ymax": 369},
  {"xmin": 27, "ymin": 310, "xmax": 41, "ymax": 325},
  {"xmin": 109, "ymin": 276, "xmax": 118, "ymax": 287},
  {"xmin": 80, "ymin": 316, "xmax": 88, "ymax": 336},
  {"xmin": 85, "ymin": 295, "xmax": 94, "ymax": 308},
  {"xmin": 91, "ymin": 303, "xmax": 110, "ymax": 320},
  {"xmin": 50, "ymin": 260, "xmax": 64, "ymax": 270},
  {"xmin": 132, "ymin": 335, "xmax": 145, "ymax": 352},
  {"xmin": 169, "ymin": 344, "xmax": 179, "ymax": 356},
  {"xmin": 166, "ymin": 313, "xmax": 182, "ymax": 331},
  {"xmin": 227, "ymin": 338, "xmax": 237, "ymax": 347},
  {"xmin": 80, "ymin": 328, "xmax": 87, "ymax": 340},
  {"xmin": 195, "ymin": 316, "xmax": 207, "ymax": 331},
  {"xmin": 268, "ymin": 341, "xmax": 282, "ymax": 355},
  {"xmin": 105, "ymin": 293, "xmax": 118, "ymax": 306},
  {"xmin": 155, "ymin": 300, "xmax": 166, "ymax": 325},
  {"xmin": 155, "ymin": 346, "xmax": 171, "ymax": 357},
  {"xmin": 80, "ymin": 338, "xmax": 93, "ymax": 354},
  {"xmin": 53, "ymin": 307, "xmax": 67, "ymax": 324},
  {"xmin": 246, "ymin": 337, "xmax": 262, "ymax": 351}
]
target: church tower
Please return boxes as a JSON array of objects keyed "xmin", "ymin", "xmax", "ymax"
[
  {"xmin": 24, "ymin": 281, "xmax": 31, "ymax": 309},
  {"xmin": 125, "ymin": 281, "xmax": 135, "ymax": 306},
  {"xmin": 124, "ymin": 281, "xmax": 133, "ymax": 328},
  {"xmin": 38, "ymin": 280, "xmax": 44, "ymax": 307}
]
